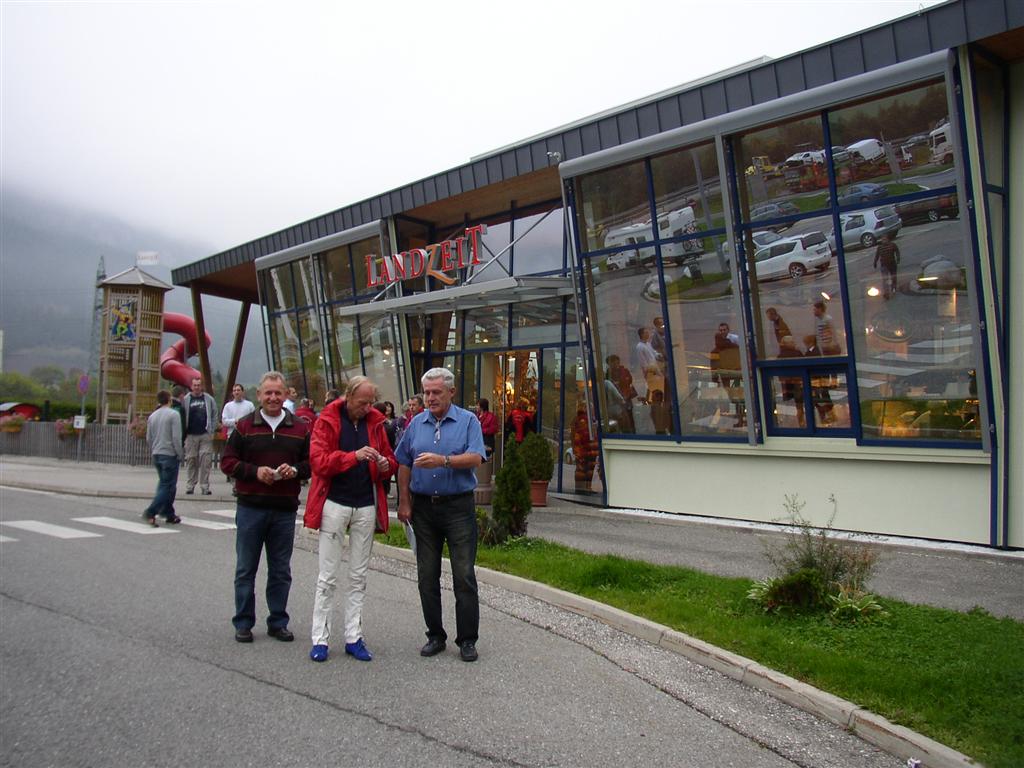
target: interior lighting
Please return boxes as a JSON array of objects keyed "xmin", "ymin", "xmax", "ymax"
[
  {"xmin": 867, "ymin": 286, "xmax": 881, "ymax": 297},
  {"xmin": 820, "ymin": 291, "xmax": 832, "ymax": 300}
]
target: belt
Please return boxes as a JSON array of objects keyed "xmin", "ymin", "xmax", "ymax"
[{"xmin": 412, "ymin": 491, "xmax": 474, "ymax": 505}]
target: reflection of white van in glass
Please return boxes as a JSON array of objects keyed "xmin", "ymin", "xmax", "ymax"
[
  {"xmin": 603, "ymin": 221, "xmax": 652, "ymax": 269},
  {"xmin": 657, "ymin": 206, "xmax": 705, "ymax": 263},
  {"xmin": 929, "ymin": 122, "xmax": 953, "ymax": 164},
  {"xmin": 847, "ymin": 138, "xmax": 885, "ymax": 163}
]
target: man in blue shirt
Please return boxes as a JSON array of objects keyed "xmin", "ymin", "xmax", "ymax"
[{"xmin": 396, "ymin": 367, "xmax": 486, "ymax": 662}]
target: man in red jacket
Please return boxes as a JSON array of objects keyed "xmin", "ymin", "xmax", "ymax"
[
  {"xmin": 304, "ymin": 376, "xmax": 397, "ymax": 663},
  {"xmin": 221, "ymin": 371, "xmax": 311, "ymax": 644}
]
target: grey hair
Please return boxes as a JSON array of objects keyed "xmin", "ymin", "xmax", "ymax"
[
  {"xmin": 257, "ymin": 370, "xmax": 287, "ymax": 389},
  {"xmin": 421, "ymin": 367, "xmax": 455, "ymax": 389},
  {"xmin": 345, "ymin": 375, "xmax": 379, "ymax": 400}
]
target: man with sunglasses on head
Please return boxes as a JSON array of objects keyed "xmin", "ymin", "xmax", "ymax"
[{"xmin": 396, "ymin": 368, "xmax": 486, "ymax": 662}]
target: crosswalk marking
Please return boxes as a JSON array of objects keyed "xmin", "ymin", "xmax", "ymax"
[
  {"xmin": 201, "ymin": 509, "xmax": 236, "ymax": 519},
  {"xmin": 0, "ymin": 535, "xmax": 18, "ymax": 543},
  {"xmin": 1, "ymin": 521, "xmax": 103, "ymax": 539},
  {"xmin": 180, "ymin": 518, "xmax": 235, "ymax": 531},
  {"xmin": 74, "ymin": 516, "xmax": 177, "ymax": 534}
]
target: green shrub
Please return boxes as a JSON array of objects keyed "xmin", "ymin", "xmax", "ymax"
[
  {"xmin": 520, "ymin": 432, "xmax": 554, "ymax": 482},
  {"xmin": 488, "ymin": 436, "xmax": 531, "ymax": 542}
]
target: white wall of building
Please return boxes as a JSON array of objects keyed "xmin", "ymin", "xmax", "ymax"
[{"xmin": 603, "ymin": 440, "xmax": 991, "ymax": 544}]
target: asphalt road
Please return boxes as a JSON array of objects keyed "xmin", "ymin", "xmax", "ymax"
[{"xmin": 0, "ymin": 487, "xmax": 903, "ymax": 768}]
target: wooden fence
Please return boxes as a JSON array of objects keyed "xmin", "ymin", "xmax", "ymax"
[{"xmin": 0, "ymin": 422, "xmax": 152, "ymax": 466}]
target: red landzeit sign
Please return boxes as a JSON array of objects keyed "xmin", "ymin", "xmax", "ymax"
[{"xmin": 365, "ymin": 224, "xmax": 487, "ymax": 290}]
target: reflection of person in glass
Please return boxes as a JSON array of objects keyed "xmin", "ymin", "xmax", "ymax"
[
  {"xmin": 710, "ymin": 326, "xmax": 740, "ymax": 387},
  {"xmin": 571, "ymin": 404, "xmax": 599, "ymax": 492},
  {"xmin": 650, "ymin": 317, "xmax": 667, "ymax": 358},
  {"xmin": 777, "ymin": 336, "xmax": 805, "ymax": 427},
  {"xmin": 873, "ymin": 234, "xmax": 900, "ymax": 299},
  {"xmin": 802, "ymin": 335, "xmax": 836, "ymax": 424},
  {"xmin": 633, "ymin": 327, "xmax": 662, "ymax": 397},
  {"xmin": 604, "ymin": 355, "xmax": 636, "ymax": 433},
  {"xmin": 765, "ymin": 308, "xmax": 791, "ymax": 353},
  {"xmin": 649, "ymin": 389, "xmax": 671, "ymax": 434},
  {"xmin": 813, "ymin": 300, "xmax": 841, "ymax": 356}
]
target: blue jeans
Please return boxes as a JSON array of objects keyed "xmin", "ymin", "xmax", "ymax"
[
  {"xmin": 411, "ymin": 493, "xmax": 479, "ymax": 646},
  {"xmin": 144, "ymin": 454, "xmax": 179, "ymax": 520},
  {"xmin": 233, "ymin": 503, "xmax": 296, "ymax": 631}
]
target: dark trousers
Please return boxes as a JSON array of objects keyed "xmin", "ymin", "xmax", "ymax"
[
  {"xmin": 411, "ymin": 493, "xmax": 479, "ymax": 647},
  {"xmin": 144, "ymin": 454, "xmax": 179, "ymax": 520},
  {"xmin": 233, "ymin": 503, "xmax": 296, "ymax": 631}
]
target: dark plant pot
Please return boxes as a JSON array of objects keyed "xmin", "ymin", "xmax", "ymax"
[{"xmin": 529, "ymin": 480, "xmax": 549, "ymax": 507}]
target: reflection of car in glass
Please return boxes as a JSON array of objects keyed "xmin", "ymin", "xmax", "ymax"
[
  {"xmin": 749, "ymin": 202, "xmax": 800, "ymax": 231},
  {"xmin": 902, "ymin": 133, "xmax": 928, "ymax": 149},
  {"xmin": 847, "ymin": 138, "xmax": 886, "ymax": 163},
  {"xmin": 752, "ymin": 231, "xmax": 831, "ymax": 280},
  {"xmin": 828, "ymin": 206, "xmax": 902, "ymax": 250},
  {"xmin": 929, "ymin": 122, "xmax": 953, "ymax": 165},
  {"xmin": 895, "ymin": 193, "xmax": 959, "ymax": 224},
  {"xmin": 657, "ymin": 207, "xmax": 705, "ymax": 264},
  {"xmin": 785, "ymin": 150, "xmax": 826, "ymax": 166},
  {"xmin": 831, "ymin": 182, "xmax": 888, "ymax": 206},
  {"xmin": 830, "ymin": 145, "xmax": 851, "ymax": 163}
]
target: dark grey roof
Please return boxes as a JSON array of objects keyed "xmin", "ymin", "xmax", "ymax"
[{"xmin": 172, "ymin": 0, "xmax": 1021, "ymax": 289}]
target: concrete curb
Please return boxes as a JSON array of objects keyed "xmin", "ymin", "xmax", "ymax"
[{"xmin": 374, "ymin": 542, "xmax": 979, "ymax": 768}]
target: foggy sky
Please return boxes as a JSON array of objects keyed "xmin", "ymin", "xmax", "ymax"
[{"xmin": 2, "ymin": 0, "xmax": 943, "ymax": 258}]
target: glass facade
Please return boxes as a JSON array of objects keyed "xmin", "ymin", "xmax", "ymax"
[{"xmin": 573, "ymin": 77, "xmax": 983, "ymax": 445}]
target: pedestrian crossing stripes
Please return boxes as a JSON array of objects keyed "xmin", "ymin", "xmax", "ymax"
[
  {"xmin": 1, "ymin": 520, "xmax": 104, "ymax": 539},
  {"xmin": 75, "ymin": 516, "xmax": 177, "ymax": 534},
  {"xmin": 0, "ymin": 509, "xmax": 240, "ymax": 543}
]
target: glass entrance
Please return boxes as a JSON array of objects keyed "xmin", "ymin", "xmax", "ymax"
[{"xmin": 480, "ymin": 349, "xmax": 540, "ymax": 467}]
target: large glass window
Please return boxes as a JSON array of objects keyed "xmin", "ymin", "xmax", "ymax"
[
  {"xmin": 465, "ymin": 306, "xmax": 508, "ymax": 350},
  {"xmin": 513, "ymin": 207, "xmax": 564, "ymax": 276},
  {"xmin": 469, "ymin": 220, "xmax": 511, "ymax": 284},
  {"xmin": 326, "ymin": 310, "xmax": 362, "ymax": 386},
  {"xmin": 292, "ymin": 258, "xmax": 317, "ymax": 309},
  {"xmin": 511, "ymin": 297, "xmax": 563, "ymax": 346},
  {"xmin": 271, "ymin": 312, "xmax": 301, "ymax": 388},
  {"xmin": 297, "ymin": 308, "xmax": 325, "ymax": 403},
  {"xmin": 321, "ymin": 245, "xmax": 354, "ymax": 302},
  {"xmin": 359, "ymin": 314, "xmax": 401, "ymax": 405},
  {"xmin": 265, "ymin": 265, "xmax": 295, "ymax": 314},
  {"xmin": 352, "ymin": 237, "xmax": 382, "ymax": 298},
  {"xmin": 575, "ymin": 159, "xmax": 650, "ymax": 253}
]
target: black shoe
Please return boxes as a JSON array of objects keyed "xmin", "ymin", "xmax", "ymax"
[
  {"xmin": 235, "ymin": 628, "xmax": 253, "ymax": 643},
  {"xmin": 201, "ymin": 489, "xmax": 212, "ymax": 496},
  {"xmin": 459, "ymin": 642, "xmax": 479, "ymax": 662},
  {"xmin": 420, "ymin": 638, "xmax": 446, "ymax": 657},
  {"xmin": 185, "ymin": 488, "xmax": 194, "ymax": 495},
  {"xmin": 268, "ymin": 626, "xmax": 294, "ymax": 642},
  {"xmin": 164, "ymin": 515, "xmax": 182, "ymax": 524}
]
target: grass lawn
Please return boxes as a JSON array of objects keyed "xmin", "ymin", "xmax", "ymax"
[{"xmin": 377, "ymin": 528, "xmax": 1023, "ymax": 768}]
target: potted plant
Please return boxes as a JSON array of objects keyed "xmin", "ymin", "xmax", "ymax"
[
  {"xmin": 55, "ymin": 418, "xmax": 76, "ymax": 440},
  {"xmin": 0, "ymin": 414, "xmax": 25, "ymax": 433},
  {"xmin": 520, "ymin": 432, "xmax": 554, "ymax": 507},
  {"xmin": 128, "ymin": 414, "xmax": 148, "ymax": 440}
]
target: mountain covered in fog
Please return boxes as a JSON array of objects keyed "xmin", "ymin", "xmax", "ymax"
[{"xmin": 0, "ymin": 185, "xmax": 266, "ymax": 385}]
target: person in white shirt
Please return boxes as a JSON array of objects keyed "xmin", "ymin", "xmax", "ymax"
[{"xmin": 222, "ymin": 383, "xmax": 255, "ymax": 436}]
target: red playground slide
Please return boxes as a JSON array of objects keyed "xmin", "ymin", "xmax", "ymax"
[{"xmin": 159, "ymin": 313, "xmax": 213, "ymax": 388}]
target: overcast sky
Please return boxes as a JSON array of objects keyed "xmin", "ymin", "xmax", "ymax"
[{"xmin": 2, "ymin": 0, "xmax": 944, "ymax": 257}]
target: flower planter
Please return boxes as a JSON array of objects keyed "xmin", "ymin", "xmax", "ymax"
[{"xmin": 529, "ymin": 479, "xmax": 549, "ymax": 507}]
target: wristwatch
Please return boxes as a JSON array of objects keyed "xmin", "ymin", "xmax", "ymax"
[{"xmin": 444, "ymin": 454, "xmax": 451, "ymax": 469}]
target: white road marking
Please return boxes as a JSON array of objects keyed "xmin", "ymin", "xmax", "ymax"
[
  {"xmin": 201, "ymin": 509, "xmax": 236, "ymax": 519},
  {"xmin": 0, "ymin": 534, "xmax": 19, "ymax": 542},
  {"xmin": 1, "ymin": 521, "xmax": 103, "ymax": 539},
  {"xmin": 74, "ymin": 516, "xmax": 177, "ymax": 534},
  {"xmin": 179, "ymin": 518, "xmax": 235, "ymax": 531}
]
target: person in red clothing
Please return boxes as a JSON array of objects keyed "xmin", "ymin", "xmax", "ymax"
[
  {"xmin": 303, "ymin": 376, "xmax": 397, "ymax": 664},
  {"xmin": 505, "ymin": 398, "xmax": 534, "ymax": 443},
  {"xmin": 221, "ymin": 371, "xmax": 311, "ymax": 644},
  {"xmin": 294, "ymin": 397, "xmax": 318, "ymax": 425},
  {"xmin": 476, "ymin": 398, "xmax": 498, "ymax": 460}
]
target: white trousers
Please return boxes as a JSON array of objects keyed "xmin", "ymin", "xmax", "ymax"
[{"xmin": 310, "ymin": 499, "xmax": 376, "ymax": 646}]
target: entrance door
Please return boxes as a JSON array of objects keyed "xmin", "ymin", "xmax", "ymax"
[{"xmin": 480, "ymin": 349, "xmax": 539, "ymax": 466}]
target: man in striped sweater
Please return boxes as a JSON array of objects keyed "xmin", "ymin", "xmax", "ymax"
[{"xmin": 221, "ymin": 371, "xmax": 311, "ymax": 644}]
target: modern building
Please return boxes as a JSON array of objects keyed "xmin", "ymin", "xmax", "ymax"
[{"xmin": 173, "ymin": 0, "xmax": 1022, "ymax": 548}]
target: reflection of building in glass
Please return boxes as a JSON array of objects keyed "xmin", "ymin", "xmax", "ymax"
[{"xmin": 172, "ymin": 2, "xmax": 1022, "ymax": 549}]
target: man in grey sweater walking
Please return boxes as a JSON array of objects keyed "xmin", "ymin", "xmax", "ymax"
[{"xmin": 144, "ymin": 390, "xmax": 184, "ymax": 527}]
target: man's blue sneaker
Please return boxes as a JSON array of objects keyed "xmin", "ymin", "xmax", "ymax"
[
  {"xmin": 309, "ymin": 644, "xmax": 329, "ymax": 662},
  {"xmin": 345, "ymin": 638, "xmax": 373, "ymax": 662}
]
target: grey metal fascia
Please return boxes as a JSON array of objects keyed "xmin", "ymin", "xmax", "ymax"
[
  {"xmin": 254, "ymin": 220, "xmax": 382, "ymax": 272},
  {"xmin": 558, "ymin": 51, "xmax": 948, "ymax": 180}
]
